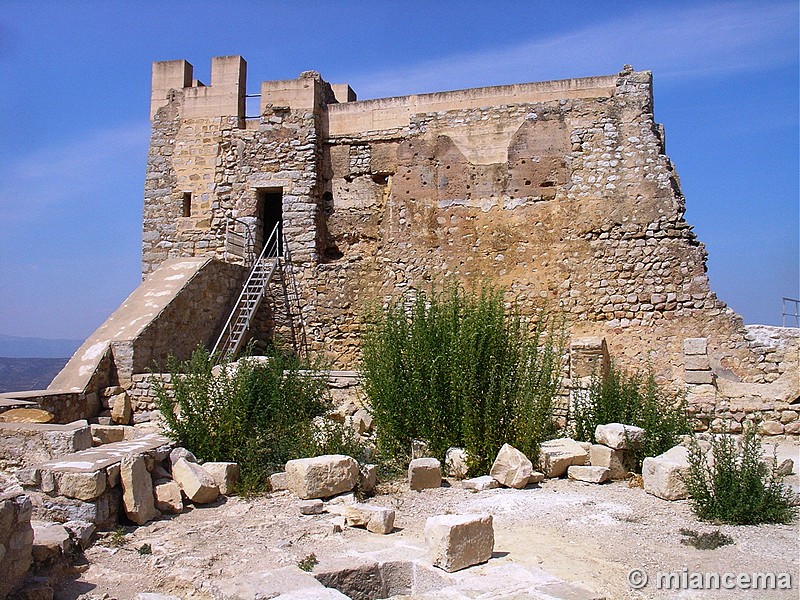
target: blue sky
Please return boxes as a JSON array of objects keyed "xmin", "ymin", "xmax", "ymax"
[{"xmin": 0, "ymin": 1, "xmax": 797, "ymax": 339}]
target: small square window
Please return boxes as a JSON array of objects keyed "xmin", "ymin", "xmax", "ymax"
[{"xmin": 182, "ymin": 192, "xmax": 192, "ymax": 217}]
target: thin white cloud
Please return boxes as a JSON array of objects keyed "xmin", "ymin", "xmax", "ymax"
[
  {"xmin": 349, "ymin": 2, "xmax": 797, "ymax": 98},
  {"xmin": 0, "ymin": 122, "xmax": 150, "ymax": 222}
]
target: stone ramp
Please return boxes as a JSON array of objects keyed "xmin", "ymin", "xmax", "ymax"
[{"xmin": 48, "ymin": 258, "xmax": 215, "ymax": 394}]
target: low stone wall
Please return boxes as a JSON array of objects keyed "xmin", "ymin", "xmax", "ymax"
[
  {"xmin": 0, "ymin": 390, "xmax": 97, "ymax": 425},
  {"xmin": 0, "ymin": 421, "xmax": 93, "ymax": 469},
  {"xmin": 0, "ymin": 492, "xmax": 34, "ymax": 598}
]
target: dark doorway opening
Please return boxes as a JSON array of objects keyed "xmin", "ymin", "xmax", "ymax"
[{"xmin": 257, "ymin": 188, "xmax": 283, "ymax": 256}]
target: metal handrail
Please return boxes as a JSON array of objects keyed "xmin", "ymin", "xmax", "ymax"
[
  {"xmin": 224, "ymin": 216, "xmax": 256, "ymax": 265},
  {"xmin": 212, "ymin": 222, "xmax": 281, "ymax": 359},
  {"xmin": 782, "ymin": 297, "xmax": 800, "ymax": 328}
]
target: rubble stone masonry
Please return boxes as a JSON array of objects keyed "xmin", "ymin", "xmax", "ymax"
[{"xmin": 136, "ymin": 56, "xmax": 798, "ymax": 429}]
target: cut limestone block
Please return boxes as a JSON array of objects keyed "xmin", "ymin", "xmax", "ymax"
[
  {"xmin": 343, "ymin": 503, "xmax": 396, "ymax": 534},
  {"xmin": 567, "ymin": 465, "xmax": 610, "ymax": 484},
  {"xmin": 202, "ymin": 461, "xmax": 239, "ymax": 495},
  {"xmin": 462, "ymin": 476, "xmax": 499, "ymax": 491},
  {"xmin": 153, "ymin": 481, "xmax": 183, "ymax": 514},
  {"xmin": 527, "ymin": 471, "xmax": 545, "ymax": 484},
  {"xmin": 31, "ymin": 521, "xmax": 71, "ymax": 562},
  {"xmin": 642, "ymin": 445, "xmax": 690, "ymax": 500},
  {"xmin": 90, "ymin": 425, "xmax": 128, "ymax": 446},
  {"xmin": 121, "ymin": 454, "xmax": 160, "ymax": 525},
  {"xmin": 489, "ymin": 444, "xmax": 532, "ymax": 489},
  {"xmin": 172, "ymin": 457, "xmax": 219, "ymax": 504},
  {"xmin": 683, "ymin": 337, "xmax": 708, "ymax": 355},
  {"xmin": 594, "ymin": 423, "xmax": 646, "ymax": 450},
  {"xmin": 589, "ymin": 444, "xmax": 633, "ymax": 480},
  {"xmin": 408, "ymin": 458, "xmax": 442, "ymax": 491},
  {"xmin": 445, "ymin": 447, "xmax": 469, "ymax": 479},
  {"xmin": 299, "ymin": 499, "xmax": 324, "ymax": 515},
  {"xmin": 110, "ymin": 393, "xmax": 132, "ymax": 425},
  {"xmin": 269, "ymin": 472, "xmax": 289, "ymax": 492},
  {"xmin": 63, "ymin": 520, "xmax": 95, "ymax": 549},
  {"xmin": 359, "ymin": 464, "xmax": 377, "ymax": 494},
  {"xmin": 285, "ymin": 455, "xmax": 359, "ymax": 499},
  {"xmin": 538, "ymin": 438, "xmax": 589, "ymax": 478},
  {"xmin": 425, "ymin": 513, "xmax": 494, "ymax": 572}
]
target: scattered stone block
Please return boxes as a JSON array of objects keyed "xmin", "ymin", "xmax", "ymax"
[
  {"xmin": 408, "ymin": 458, "xmax": 442, "ymax": 491},
  {"xmin": 359, "ymin": 464, "xmax": 377, "ymax": 494},
  {"xmin": 462, "ymin": 476, "xmax": 499, "ymax": 491},
  {"xmin": 31, "ymin": 521, "xmax": 70, "ymax": 562},
  {"xmin": 445, "ymin": 447, "xmax": 469, "ymax": 479},
  {"xmin": 299, "ymin": 499, "xmax": 324, "ymax": 515},
  {"xmin": 121, "ymin": 454, "xmax": 160, "ymax": 525},
  {"xmin": 63, "ymin": 520, "xmax": 95, "ymax": 549},
  {"xmin": 153, "ymin": 481, "xmax": 183, "ymax": 514},
  {"xmin": 489, "ymin": 444, "xmax": 532, "ymax": 489},
  {"xmin": 594, "ymin": 423, "xmax": 646, "ymax": 450},
  {"xmin": 589, "ymin": 444, "xmax": 632, "ymax": 480},
  {"xmin": 172, "ymin": 457, "xmax": 219, "ymax": 504},
  {"xmin": 567, "ymin": 465, "xmax": 610, "ymax": 484},
  {"xmin": 269, "ymin": 471, "xmax": 289, "ymax": 492},
  {"xmin": 169, "ymin": 447, "xmax": 197, "ymax": 465},
  {"xmin": 285, "ymin": 455, "xmax": 359, "ymax": 499},
  {"xmin": 343, "ymin": 503, "xmax": 395, "ymax": 534},
  {"xmin": 527, "ymin": 471, "xmax": 545, "ymax": 484},
  {"xmin": 314, "ymin": 557, "xmax": 386, "ymax": 599},
  {"xmin": 642, "ymin": 445, "xmax": 690, "ymax": 500},
  {"xmin": 0, "ymin": 408, "xmax": 54, "ymax": 424},
  {"xmin": 202, "ymin": 461, "xmax": 239, "ymax": 495},
  {"xmin": 539, "ymin": 438, "xmax": 589, "ymax": 478},
  {"xmin": 425, "ymin": 513, "xmax": 494, "ymax": 572},
  {"xmin": 110, "ymin": 393, "xmax": 132, "ymax": 425},
  {"xmin": 776, "ymin": 458, "xmax": 794, "ymax": 476}
]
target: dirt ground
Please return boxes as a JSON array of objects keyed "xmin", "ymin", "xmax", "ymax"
[{"xmin": 50, "ymin": 440, "xmax": 799, "ymax": 600}]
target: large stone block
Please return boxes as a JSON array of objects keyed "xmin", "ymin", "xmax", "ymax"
[
  {"xmin": 539, "ymin": 438, "xmax": 589, "ymax": 478},
  {"xmin": 683, "ymin": 338, "xmax": 708, "ymax": 356},
  {"xmin": 594, "ymin": 423, "xmax": 645, "ymax": 450},
  {"xmin": 642, "ymin": 445, "xmax": 690, "ymax": 501},
  {"xmin": 153, "ymin": 481, "xmax": 183, "ymax": 514},
  {"xmin": 343, "ymin": 503, "xmax": 395, "ymax": 534},
  {"xmin": 172, "ymin": 457, "xmax": 219, "ymax": 504},
  {"xmin": 54, "ymin": 469, "xmax": 107, "ymax": 501},
  {"xmin": 425, "ymin": 513, "xmax": 494, "ymax": 572},
  {"xmin": 202, "ymin": 461, "xmax": 239, "ymax": 495},
  {"xmin": 461, "ymin": 475, "xmax": 499, "ymax": 491},
  {"xmin": 408, "ymin": 458, "xmax": 442, "ymax": 491},
  {"xmin": 285, "ymin": 455, "xmax": 359, "ymax": 499},
  {"xmin": 589, "ymin": 444, "xmax": 633, "ymax": 479},
  {"xmin": 489, "ymin": 444, "xmax": 532, "ymax": 488},
  {"xmin": 567, "ymin": 465, "xmax": 610, "ymax": 484},
  {"xmin": 121, "ymin": 454, "xmax": 160, "ymax": 525},
  {"xmin": 110, "ymin": 392, "xmax": 132, "ymax": 425}
]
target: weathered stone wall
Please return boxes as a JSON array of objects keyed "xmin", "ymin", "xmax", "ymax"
[
  {"xmin": 140, "ymin": 57, "xmax": 794, "ymax": 400},
  {"xmin": 0, "ymin": 492, "xmax": 34, "ymax": 598}
]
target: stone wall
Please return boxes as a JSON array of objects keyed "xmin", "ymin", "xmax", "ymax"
[
  {"xmin": 137, "ymin": 57, "xmax": 794, "ymax": 398},
  {"xmin": 0, "ymin": 492, "xmax": 34, "ymax": 598}
]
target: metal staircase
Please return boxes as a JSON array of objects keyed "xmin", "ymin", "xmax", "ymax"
[{"xmin": 212, "ymin": 222, "xmax": 281, "ymax": 361}]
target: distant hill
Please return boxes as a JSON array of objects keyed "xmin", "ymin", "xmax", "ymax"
[
  {"xmin": 0, "ymin": 357, "xmax": 69, "ymax": 393},
  {"xmin": 0, "ymin": 334, "xmax": 82, "ymax": 359}
]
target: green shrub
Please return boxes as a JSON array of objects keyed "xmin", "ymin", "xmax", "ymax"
[
  {"xmin": 571, "ymin": 363, "xmax": 689, "ymax": 469},
  {"xmin": 683, "ymin": 425, "xmax": 798, "ymax": 525},
  {"xmin": 154, "ymin": 347, "xmax": 340, "ymax": 493},
  {"xmin": 361, "ymin": 282, "xmax": 566, "ymax": 474}
]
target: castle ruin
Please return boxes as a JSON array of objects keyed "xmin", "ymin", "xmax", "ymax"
[{"xmin": 35, "ymin": 55, "xmax": 798, "ymax": 433}]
